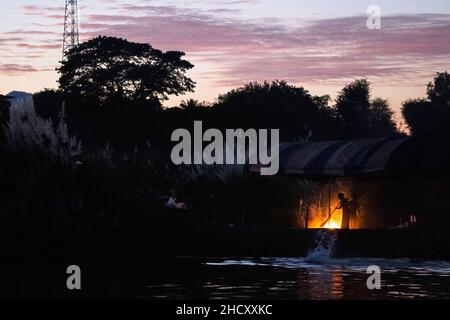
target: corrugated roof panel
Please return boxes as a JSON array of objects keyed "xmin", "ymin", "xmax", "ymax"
[{"xmin": 250, "ymin": 138, "xmax": 410, "ymax": 177}]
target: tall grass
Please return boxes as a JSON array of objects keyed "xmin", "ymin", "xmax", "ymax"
[{"xmin": 4, "ymin": 94, "xmax": 81, "ymax": 162}]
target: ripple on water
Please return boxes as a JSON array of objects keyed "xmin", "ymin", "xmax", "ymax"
[{"xmin": 199, "ymin": 257, "xmax": 450, "ymax": 299}]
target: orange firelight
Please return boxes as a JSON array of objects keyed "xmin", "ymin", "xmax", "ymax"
[
  {"xmin": 307, "ymin": 209, "xmax": 343, "ymax": 229},
  {"xmin": 323, "ymin": 220, "xmax": 341, "ymax": 229}
]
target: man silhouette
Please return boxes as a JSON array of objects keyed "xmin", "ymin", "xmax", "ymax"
[{"xmin": 337, "ymin": 193, "xmax": 351, "ymax": 229}]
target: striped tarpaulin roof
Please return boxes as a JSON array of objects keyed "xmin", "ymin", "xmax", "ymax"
[{"xmin": 251, "ymin": 137, "xmax": 410, "ymax": 177}]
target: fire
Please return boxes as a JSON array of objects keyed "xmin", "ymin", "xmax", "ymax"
[
  {"xmin": 297, "ymin": 182, "xmax": 362, "ymax": 230},
  {"xmin": 324, "ymin": 220, "xmax": 341, "ymax": 229},
  {"xmin": 307, "ymin": 210, "xmax": 343, "ymax": 229}
]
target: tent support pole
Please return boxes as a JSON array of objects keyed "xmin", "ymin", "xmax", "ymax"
[
  {"xmin": 328, "ymin": 177, "xmax": 331, "ymax": 219},
  {"xmin": 306, "ymin": 182, "xmax": 311, "ymax": 229}
]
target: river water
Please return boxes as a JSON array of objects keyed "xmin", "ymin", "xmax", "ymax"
[
  {"xmin": 119, "ymin": 231, "xmax": 450, "ymax": 300},
  {"xmin": 134, "ymin": 257, "xmax": 450, "ymax": 300}
]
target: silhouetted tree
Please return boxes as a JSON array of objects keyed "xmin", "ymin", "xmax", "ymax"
[
  {"xmin": 214, "ymin": 81, "xmax": 337, "ymax": 140},
  {"xmin": 336, "ymin": 79, "xmax": 371, "ymax": 138},
  {"xmin": 402, "ymin": 99, "xmax": 431, "ymax": 136},
  {"xmin": 312, "ymin": 94, "xmax": 344, "ymax": 138},
  {"xmin": 369, "ymin": 98, "xmax": 397, "ymax": 137},
  {"xmin": 57, "ymin": 36, "xmax": 195, "ymax": 110},
  {"xmin": 180, "ymin": 99, "xmax": 203, "ymax": 110},
  {"xmin": 336, "ymin": 79, "xmax": 397, "ymax": 138},
  {"xmin": 402, "ymin": 71, "xmax": 450, "ymax": 135},
  {"xmin": 427, "ymin": 71, "xmax": 450, "ymax": 107},
  {"xmin": 33, "ymin": 89, "xmax": 65, "ymax": 122}
]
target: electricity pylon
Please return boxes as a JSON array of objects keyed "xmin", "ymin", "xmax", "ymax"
[{"xmin": 62, "ymin": 0, "xmax": 79, "ymax": 60}]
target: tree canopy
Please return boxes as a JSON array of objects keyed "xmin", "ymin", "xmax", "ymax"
[
  {"xmin": 335, "ymin": 79, "xmax": 397, "ymax": 138},
  {"xmin": 214, "ymin": 81, "xmax": 337, "ymax": 140},
  {"xmin": 402, "ymin": 71, "xmax": 450, "ymax": 135},
  {"xmin": 180, "ymin": 99, "xmax": 206, "ymax": 110},
  {"xmin": 427, "ymin": 71, "xmax": 450, "ymax": 108},
  {"xmin": 57, "ymin": 36, "xmax": 195, "ymax": 109}
]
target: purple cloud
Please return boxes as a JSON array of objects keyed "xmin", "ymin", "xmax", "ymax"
[
  {"xmin": 76, "ymin": 8, "xmax": 450, "ymax": 87},
  {"xmin": 0, "ymin": 64, "xmax": 44, "ymax": 74},
  {"xmin": 4, "ymin": 3, "xmax": 450, "ymax": 92}
]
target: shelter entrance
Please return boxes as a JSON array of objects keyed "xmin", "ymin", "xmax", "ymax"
[{"xmin": 251, "ymin": 137, "xmax": 450, "ymax": 230}]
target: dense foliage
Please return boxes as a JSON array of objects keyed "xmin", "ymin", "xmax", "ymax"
[
  {"xmin": 402, "ymin": 71, "xmax": 450, "ymax": 135},
  {"xmin": 57, "ymin": 36, "xmax": 195, "ymax": 110}
]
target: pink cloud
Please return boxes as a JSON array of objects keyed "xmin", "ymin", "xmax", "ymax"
[
  {"xmin": 0, "ymin": 64, "xmax": 45, "ymax": 74},
  {"xmin": 22, "ymin": 5, "xmax": 65, "ymax": 15},
  {"xmin": 3, "ymin": 3, "xmax": 450, "ymax": 93},
  {"xmin": 76, "ymin": 10, "xmax": 450, "ymax": 87}
]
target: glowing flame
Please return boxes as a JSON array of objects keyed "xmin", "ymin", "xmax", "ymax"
[
  {"xmin": 298, "ymin": 183, "xmax": 362, "ymax": 230},
  {"xmin": 308, "ymin": 211, "xmax": 343, "ymax": 229},
  {"xmin": 324, "ymin": 220, "xmax": 341, "ymax": 229}
]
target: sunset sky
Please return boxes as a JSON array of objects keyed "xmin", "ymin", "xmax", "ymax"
[{"xmin": 1, "ymin": 0, "xmax": 450, "ymax": 118}]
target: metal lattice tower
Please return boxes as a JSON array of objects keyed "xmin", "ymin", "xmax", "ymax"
[{"xmin": 62, "ymin": 0, "xmax": 79, "ymax": 60}]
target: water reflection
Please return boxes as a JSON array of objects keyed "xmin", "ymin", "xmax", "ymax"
[{"xmin": 130, "ymin": 258, "xmax": 450, "ymax": 300}]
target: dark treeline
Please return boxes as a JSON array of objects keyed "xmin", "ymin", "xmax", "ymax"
[
  {"xmin": 402, "ymin": 71, "xmax": 450, "ymax": 136},
  {"xmin": 34, "ymin": 79, "xmax": 400, "ymax": 152}
]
